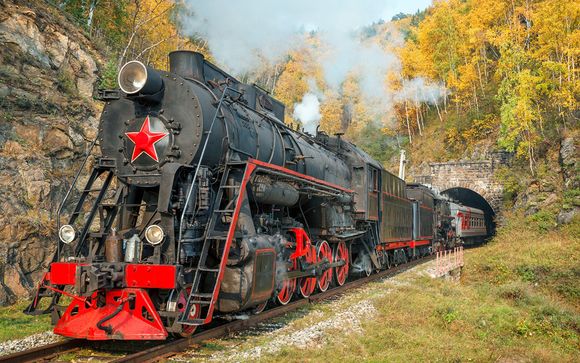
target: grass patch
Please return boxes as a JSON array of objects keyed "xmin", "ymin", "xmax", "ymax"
[
  {"xmin": 0, "ymin": 300, "xmax": 52, "ymax": 342},
  {"xmin": 246, "ymin": 212, "xmax": 579, "ymax": 362}
]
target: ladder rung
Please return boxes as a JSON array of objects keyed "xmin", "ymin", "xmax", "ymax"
[
  {"xmin": 179, "ymin": 163, "xmax": 249, "ymax": 325},
  {"xmin": 189, "ymin": 300, "xmax": 211, "ymax": 306},
  {"xmin": 82, "ymin": 188, "xmax": 102, "ymax": 192},
  {"xmin": 192, "ymin": 292, "xmax": 213, "ymax": 298}
]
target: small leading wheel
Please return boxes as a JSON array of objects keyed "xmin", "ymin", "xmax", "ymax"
[
  {"xmin": 169, "ymin": 287, "xmax": 200, "ymax": 338},
  {"xmin": 277, "ymin": 259, "xmax": 297, "ymax": 305},
  {"xmin": 364, "ymin": 257, "xmax": 372, "ymax": 277},
  {"xmin": 333, "ymin": 241, "xmax": 349, "ymax": 286},
  {"xmin": 252, "ymin": 301, "xmax": 268, "ymax": 314},
  {"xmin": 316, "ymin": 240, "xmax": 333, "ymax": 292},
  {"xmin": 298, "ymin": 245, "xmax": 317, "ymax": 298}
]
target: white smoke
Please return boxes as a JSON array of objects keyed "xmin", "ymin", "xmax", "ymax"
[
  {"xmin": 179, "ymin": 1, "xmax": 402, "ymax": 74},
  {"xmin": 293, "ymin": 93, "xmax": 321, "ymax": 135},
  {"xmin": 395, "ymin": 77, "xmax": 448, "ymax": 105},
  {"xmin": 180, "ymin": 0, "xmax": 440, "ymax": 129}
]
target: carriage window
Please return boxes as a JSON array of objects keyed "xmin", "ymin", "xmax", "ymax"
[{"xmin": 368, "ymin": 168, "xmax": 379, "ymax": 192}]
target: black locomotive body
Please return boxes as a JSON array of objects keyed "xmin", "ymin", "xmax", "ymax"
[{"xmin": 25, "ymin": 51, "xmax": 484, "ymax": 340}]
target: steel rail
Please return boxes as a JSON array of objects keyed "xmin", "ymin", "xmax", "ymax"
[
  {"xmin": 0, "ymin": 339, "xmax": 88, "ymax": 363},
  {"xmin": 113, "ymin": 255, "xmax": 434, "ymax": 363},
  {"xmin": 0, "ymin": 255, "xmax": 433, "ymax": 363}
]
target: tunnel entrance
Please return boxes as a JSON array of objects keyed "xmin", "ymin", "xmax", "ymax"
[{"xmin": 442, "ymin": 187, "xmax": 496, "ymax": 237}]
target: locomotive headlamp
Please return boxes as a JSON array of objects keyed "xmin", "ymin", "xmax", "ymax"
[
  {"xmin": 145, "ymin": 225, "xmax": 164, "ymax": 245},
  {"xmin": 118, "ymin": 60, "xmax": 163, "ymax": 95},
  {"xmin": 118, "ymin": 61, "xmax": 147, "ymax": 94},
  {"xmin": 59, "ymin": 224, "xmax": 76, "ymax": 244}
]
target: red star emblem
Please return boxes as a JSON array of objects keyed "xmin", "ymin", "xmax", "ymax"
[{"xmin": 125, "ymin": 115, "xmax": 168, "ymax": 162}]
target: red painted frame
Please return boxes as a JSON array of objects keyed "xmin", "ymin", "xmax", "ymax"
[
  {"xmin": 125, "ymin": 264, "xmax": 176, "ymax": 289},
  {"xmin": 377, "ymin": 239, "xmax": 431, "ymax": 251},
  {"xmin": 288, "ymin": 227, "xmax": 312, "ymax": 260},
  {"xmin": 204, "ymin": 162, "xmax": 257, "ymax": 324},
  {"xmin": 50, "ymin": 262, "xmax": 85, "ymax": 285},
  {"xmin": 47, "ymin": 262, "xmax": 176, "ymax": 290},
  {"xmin": 54, "ymin": 288, "xmax": 167, "ymax": 340},
  {"xmin": 249, "ymin": 158, "xmax": 354, "ymax": 194}
]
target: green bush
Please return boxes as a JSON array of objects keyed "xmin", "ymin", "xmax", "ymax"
[
  {"xmin": 495, "ymin": 165, "xmax": 523, "ymax": 203},
  {"xmin": 98, "ymin": 59, "xmax": 118, "ymax": 90},
  {"xmin": 56, "ymin": 70, "xmax": 76, "ymax": 95},
  {"xmin": 562, "ymin": 188, "xmax": 580, "ymax": 210},
  {"xmin": 436, "ymin": 306, "xmax": 459, "ymax": 325},
  {"xmin": 526, "ymin": 210, "xmax": 557, "ymax": 233}
]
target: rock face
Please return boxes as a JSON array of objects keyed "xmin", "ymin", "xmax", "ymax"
[
  {"xmin": 558, "ymin": 135, "xmax": 579, "ymax": 224},
  {"xmin": 560, "ymin": 136, "xmax": 578, "ymax": 190},
  {"xmin": 0, "ymin": 0, "xmax": 103, "ymax": 305}
]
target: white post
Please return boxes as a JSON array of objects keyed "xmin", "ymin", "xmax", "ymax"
[{"xmin": 398, "ymin": 150, "xmax": 407, "ymax": 180}]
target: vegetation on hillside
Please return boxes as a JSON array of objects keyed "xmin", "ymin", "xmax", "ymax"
[
  {"xmin": 55, "ymin": 0, "xmax": 577, "ymax": 174},
  {"xmin": 51, "ymin": 0, "xmax": 210, "ymax": 81},
  {"xmin": 399, "ymin": 0, "xmax": 578, "ymax": 175}
]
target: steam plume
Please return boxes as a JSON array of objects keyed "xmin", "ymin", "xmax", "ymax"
[
  {"xmin": 293, "ymin": 93, "xmax": 321, "ymax": 135},
  {"xmin": 180, "ymin": 0, "xmax": 441, "ymax": 129}
]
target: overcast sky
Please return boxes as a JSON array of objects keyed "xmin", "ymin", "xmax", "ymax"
[{"xmin": 377, "ymin": 0, "xmax": 432, "ymax": 20}]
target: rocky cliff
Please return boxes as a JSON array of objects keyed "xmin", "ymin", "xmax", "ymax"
[{"xmin": 0, "ymin": 0, "xmax": 104, "ymax": 304}]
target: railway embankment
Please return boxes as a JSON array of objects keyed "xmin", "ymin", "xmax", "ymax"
[{"xmin": 169, "ymin": 214, "xmax": 578, "ymax": 362}]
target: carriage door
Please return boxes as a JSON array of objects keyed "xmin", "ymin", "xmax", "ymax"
[{"xmin": 367, "ymin": 166, "xmax": 380, "ymax": 221}]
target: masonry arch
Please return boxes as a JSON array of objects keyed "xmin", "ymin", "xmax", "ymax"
[{"xmin": 442, "ymin": 187, "xmax": 496, "ymax": 236}]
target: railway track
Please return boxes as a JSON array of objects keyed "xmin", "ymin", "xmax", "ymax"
[
  {"xmin": 0, "ymin": 255, "xmax": 433, "ymax": 363},
  {"xmin": 0, "ymin": 339, "xmax": 89, "ymax": 363}
]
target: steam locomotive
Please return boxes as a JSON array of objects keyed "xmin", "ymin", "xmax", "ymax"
[{"xmin": 25, "ymin": 51, "xmax": 487, "ymax": 340}]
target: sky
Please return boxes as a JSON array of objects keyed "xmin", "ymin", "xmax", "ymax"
[{"xmin": 377, "ymin": 0, "xmax": 433, "ymax": 20}]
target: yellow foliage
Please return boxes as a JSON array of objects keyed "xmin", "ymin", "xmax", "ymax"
[{"xmin": 119, "ymin": 0, "xmax": 206, "ymax": 70}]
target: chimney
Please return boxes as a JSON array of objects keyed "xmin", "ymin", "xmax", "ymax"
[{"xmin": 168, "ymin": 51, "xmax": 205, "ymax": 81}]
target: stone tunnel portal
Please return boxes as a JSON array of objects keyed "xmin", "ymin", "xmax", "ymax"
[{"xmin": 442, "ymin": 187, "xmax": 497, "ymax": 237}]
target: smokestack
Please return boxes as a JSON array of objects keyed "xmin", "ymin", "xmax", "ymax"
[
  {"xmin": 398, "ymin": 149, "xmax": 406, "ymax": 180},
  {"xmin": 169, "ymin": 51, "xmax": 205, "ymax": 81}
]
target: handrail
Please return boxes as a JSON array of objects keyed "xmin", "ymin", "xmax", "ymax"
[
  {"xmin": 55, "ymin": 137, "xmax": 99, "ymax": 259},
  {"xmin": 177, "ymin": 83, "xmax": 240, "ymax": 261}
]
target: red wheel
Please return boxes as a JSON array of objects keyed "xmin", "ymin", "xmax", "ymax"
[
  {"xmin": 252, "ymin": 301, "xmax": 268, "ymax": 314},
  {"xmin": 317, "ymin": 241, "xmax": 333, "ymax": 292},
  {"xmin": 299, "ymin": 245, "xmax": 317, "ymax": 298},
  {"xmin": 277, "ymin": 259, "xmax": 297, "ymax": 305},
  {"xmin": 333, "ymin": 241, "xmax": 349, "ymax": 286},
  {"xmin": 173, "ymin": 287, "xmax": 199, "ymax": 337}
]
